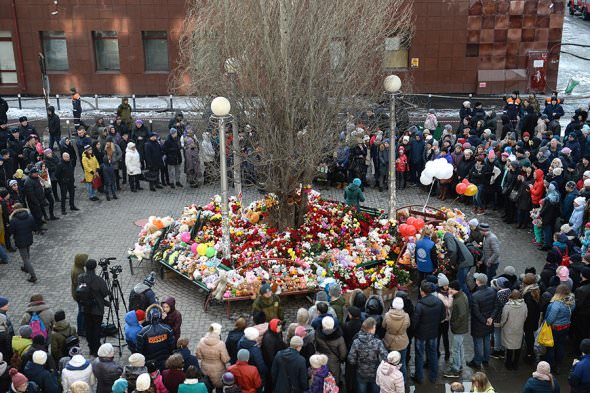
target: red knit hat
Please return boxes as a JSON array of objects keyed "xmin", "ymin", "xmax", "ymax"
[
  {"xmin": 9, "ymin": 369, "xmax": 28, "ymax": 389},
  {"xmin": 135, "ymin": 310, "xmax": 146, "ymax": 322},
  {"xmin": 269, "ymin": 319, "xmax": 282, "ymax": 333}
]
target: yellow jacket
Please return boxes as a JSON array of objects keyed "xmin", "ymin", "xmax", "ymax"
[{"xmin": 82, "ymin": 154, "xmax": 100, "ymax": 182}]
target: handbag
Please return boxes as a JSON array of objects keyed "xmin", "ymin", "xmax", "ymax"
[
  {"xmin": 509, "ymin": 189, "xmax": 519, "ymax": 202},
  {"xmin": 537, "ymin": 320, "xmax": 554, "ymax": 347},
  {"xmin": 91, "ymin": 175, "xmax": 103, "ymax": 190}
]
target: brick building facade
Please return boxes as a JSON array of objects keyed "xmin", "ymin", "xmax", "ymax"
[{"xmin": 0, "ymin": 0, "xmax": 564, "ymax": 96}]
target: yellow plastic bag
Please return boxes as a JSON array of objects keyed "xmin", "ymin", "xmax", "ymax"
[{"xmin": 537, "ymin": 321, "xmax": 554, "ymax": 347}]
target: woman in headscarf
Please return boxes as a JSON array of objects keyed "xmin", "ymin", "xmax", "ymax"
[
  {"xmin": 184, "ymin": 137, "xmax": 201, "ymax": 188},
  {"xmin": 539, "ymin": 181, "xmax": 561, "ymax": 251},
  {"xmin": 200, "ymin": 133, "xmax": 215, "ymax": 184}
]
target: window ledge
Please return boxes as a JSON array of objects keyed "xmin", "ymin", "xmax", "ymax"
[
  {"xmin": 144, "ymin": 71, "xmax": 169, "ymax": 74},
  {"xmin": 47, "ymin": 71, "xmax": 70, "ymax": 75},
  {"xmin": 95, "ymin": 70, "xmax": 121, "ymax": 74}
]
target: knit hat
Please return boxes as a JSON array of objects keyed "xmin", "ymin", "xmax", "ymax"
[
  {"xmin": 14, "ymin": 169, "xmax": 24, "ymax": 179},
  {"xmin": 562, "ymin": 147, "xmax": 572, "ymax": 155},
  {"xmin": 69, "ymin": 347, "xmax": 82, "ymax": 357},
  {"xmin": 135, "ymin": 119, "xmax": 143, "ymax": 126},
  {"xmin": 584, "ymin": 170, "xmax": 590, "ymax": 178},
  {"xmin": 584, "ymin": 179, "xmax": 590, "ymax": 188},
  {"xmin": 98, "ymin": 343, "xmax": 114, "ymax": 358},
  {"xmin": 321, "ymin": 316, "xmax": 335, "ymax": 331},
  {"xmin": 222, "ymin": 372, "xmax": 235, "ymax": 385},
  {"xmin": 54, "ymin": 310, "xmax": 65, "ymax": 322},
  {"xmin": 468, "ymin": 218, "xmax": 479, "ymax": 228},
  {"xmin": 309, "ymin": 354, "xmax": 328, "ymax": 369},
  {"xmin": 473, "ymin": 273, "xmax": 488, "ymax": 285},
  {"xmin": 387, "ymin": 351, "xmax": 401, "ymax": 366},
  {"xmin": 244, "ymin": 327, "xmax": 259, "ymax": 341},
  {"xmin": 32, "ymin": 350, "xmax": 47, "ymax": 365},
  {"xmin": 557, "ymin": 266, "xmax": 570, "ymax": 281},
  {"xmin": 328, "ymin": 283, "xmax": 342, "ymax": 299},
  {"xmin": 353, "ymin": 178, "xmax": 362, "ymax": 186},
  {"xmin": 237, "ymin": 349, "xmax": 250, "ymax": 362},
  {"xmin": 9, "ymin": 369, "xmax": 28, "ymax": 389},
  {"xmin": 503, "ymin": 266, "xmax": 516, "ymax": 276},
  {"xmin": 33, "ymin": 335, "xmax": 46, "ymax": 346},
  {"xmin": 135, "ymin": 309, "xmax": 146, "ymax": 322},
  {"xmin": 491, "ymin": 277, "xmax": 509, "ymax": 289},
  {"xmin": 574, "ymin": 197, "xmax": 587, "ymax": 206},
  {"xmin": 128, "ymin": 353, "xmax": 146, "ymax": 367},
  {"xmin": 391, "ymin": 297, "xmax": 404, "ymax": 310},
  {"xmin": 315, "ymin": 291, "xmax": 329, "ymax": 303},
  {"xmin": 259, "ymin": 283, "xmax": 272, "ymax": 295},
  {"xmin": 210, "ymin": 323, "xmax": 222, "ymax": 336},
  {"xmin": 437, "ymin": 273, "xmax": 449, "ymax": 287},
  {"xmin": 290, "ymin": 336, "xmax": 304, "ymax": 348},
  {"xmin": 295, "ymin": 326, "xmax": 307, "ymax": 338},
  {"xmin": 581, "ymin": 267, "xmax": 590, "ymax": 280},
  {"xmin": 348, "ymin": 305, "xmax": 361, "ymax": 318},
  {"xmin": 581, "ymin": 338, "xmax": 590, "ymax": 354},
  {"xmin": 85, "ymin": 259, "xmax": 97, "ymax": 270},
  {"xmin": 553, "ymin": 167, "xmax": 563, "ymax": 176},
  {"xmin": 269, "ymin": 319, "xmax": 282, "ymax": 333},
  {"xmin": 478, "ymin": 223, "xmax": 490, "ymax": 231},
  {"xmin": 8, "ymin": 180, "xmax": 17, "ymax": 187},
  {"xmin": 169, "ymin": 128, "xmax": 178, "ymax": 135},
  {"xmin": 296, "ymin": 308, "xmax": 310, "ymax": 325},
  {"xmin": 18, "ymin": 325, "xmax": 32, "ymax": 338},
  {"xmin": 135, "ymin": 373, "xmax": 151, "ymax": 392},
  {"xmin": 533, "ymin": 361, "xmax": 551, "ymax": 380}
]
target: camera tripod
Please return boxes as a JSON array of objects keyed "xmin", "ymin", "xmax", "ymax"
[{"xmin": 100, "ymin": 258, "xmax": 128, "ymax": 356}]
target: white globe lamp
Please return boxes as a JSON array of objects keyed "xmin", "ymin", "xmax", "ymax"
[
  {"xmin": 384, "ymin": 75, "xmax": 402, "ymax": 93},
  {"xmin": 211, "ymin": 96, "xmax": 231, "ymax": 117}
]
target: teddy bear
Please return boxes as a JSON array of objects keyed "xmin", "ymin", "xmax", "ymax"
[{"xmin": 211, "ymin": 270, "xmax": 229, "ymax": 301}]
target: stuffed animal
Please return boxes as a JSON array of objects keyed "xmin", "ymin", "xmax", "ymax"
[{"xmin": 212, "ymin": 270, "xmax": 229, "ymax": 301}]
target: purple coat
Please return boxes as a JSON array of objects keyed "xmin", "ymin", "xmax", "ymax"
[{"xmin": 305, "ymin": 365, "xmax": 329, "ymax": 393}]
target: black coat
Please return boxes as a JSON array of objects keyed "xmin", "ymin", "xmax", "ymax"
[
  {"xmin": 9, "ymin": 209, "xmax": 34, "ymax": 248},
  {"xmin": 225, "ymin": 328, "xmax": 245, "ymax": 364},
  {"xmin": 413, "ymin": 294, "xmax": 445, "ymax": 340},
  {"xmin": 470, "ymin": 285, "xmax": 496, "ymax": 337},
  {"xmin": 261, "ymin": 330, "xmax": 287, "ymax": 370},
  {"xmin": 523, "ymin": 289, "xmax": 541, "ymax": 332},
  {"xmin": 0, "ymin": 97, "xmax": 8, "ymax": 123},
  {"xmin": 540, "ymin": 200, "xmax": 561, "ymax": 227},
  {"xmin": 55, "ymin": 159, "xmax": 75, "ymax": 185},
  {"xmin": 7, "ymin": 135, "xmax": 23, "ymax": 160},
  {"xmin": 23, "ymin": 176, "xmax": 45, "ymax": 208},
  {"xmin": 573, "ymin": 280, "xmax": 590, "ymax": 341},
  {"xmin": 456, "ymin": 157, "xmax": 475, "ymax": 181},
  {"xmin": 92, "ymin": 357, "xmax": 124, "ymax": 393},
  {"xmin": 271, "ymin": 347, "xmax": 308, "ymax": 393},
  {"xmin": 47, "ymin": 110, "xmax": 61, "ymax": 137},
  {"xmin": 76, "ymin": 270, "xmax": 109, "ymax": 316},
  {"xmin": 144, "ymin": 140, "xmax": 163, "ymax": 171},
  {"xmin": 59, "ymin": 139, "xmax": 77, "ymax": 168},
  {"xmin": 163, "ymin": 135, "xmax": 183, "ymax": 165}
]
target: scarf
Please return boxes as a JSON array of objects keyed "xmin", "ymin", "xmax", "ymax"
[{"xmin": 532, "ymin": 372, "xmax": 551, "ymax": 382}]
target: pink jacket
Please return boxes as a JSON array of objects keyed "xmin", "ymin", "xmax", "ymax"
[
  {"xmin": 151, "ymin": 371, "xmax": 168, "ymax": 393},
  {"xmin": 375, "ymin": 361, "xmax": 404, "ymax": 393}
]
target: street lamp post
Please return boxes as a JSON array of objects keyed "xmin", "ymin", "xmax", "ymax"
[
  {"xmin": 211, "ymin": 97, "xmax": 232, "ymax": 261},
  {"xmin": 224, "ymin": 58, "xmax": 242, "ymax": 197},
  {"xmin": 384, "ymin": 75, "xmax": 402, "ymax": 219}
]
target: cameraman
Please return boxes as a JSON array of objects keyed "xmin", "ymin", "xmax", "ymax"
[
  {"xmin": 129, "ymin": 273, "xmax": 157, "ymax": 311},
  {"xmin": 76, "ymin": 259, "xmax": 109, "ymax": 356}
]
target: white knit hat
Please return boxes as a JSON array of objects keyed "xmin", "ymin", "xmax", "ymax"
[
  {"xmin": 32, "ymin": 350, "xmax": 47, "ymax": 365},
  {"xmin": 128, "ymin": 353, "xmax": 146, "ymax": 367},
  {"xmin": 387, "ymin": 351, "xmax": 401, "ymax": 365},
  {"xmin": 135, "ymin": 373, "xmax": 151, "ymax": 392},
  {"xmin": 98, "ymin": 343, "xmax": 114, "ymax": 358},
  {"xmin": 244, "ymin": 327, "xmax": 259, "ymax": 341},
  {"xmin": 309, "ymin": 354, "xmax": 328, "ymax": 369},
  {"xmin": 322, "ymin": 316, "xmax": 335, "ymax": 330},
  {"xmin": 391, "ymin": 297, "xmax": 404, "ymax": 310}
]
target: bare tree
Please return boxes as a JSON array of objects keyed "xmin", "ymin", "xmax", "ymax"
[{"xmin": 175, "ymin": 0, "xmax": 413, "ymax": 230}]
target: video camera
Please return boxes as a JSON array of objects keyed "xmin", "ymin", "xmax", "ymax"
[
  {"xmin": 99, "ymin": 257, "xmax": 117, "ymax": 269},
  {"xmin": 109, "ymin": 265, "xmax": 123, "ymax": 276}
]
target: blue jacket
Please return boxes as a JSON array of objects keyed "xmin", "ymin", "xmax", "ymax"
[
  {"xmin": 124, "ymin": 311, "xmax": 142, "ymax": 353},
  {"xmin": 173, "ymin": 347, "xmax": 201, "ymax": 372},
  {"xmin": 415, "ymin": 236, "xmax": 435, "ymax": 273},
  {"xmin": 561, "ymin": 189, "xmax": 579, "ymax": 221},
  {"xmin": 544, "ymin": 103, "xmax": 565, "ymax": 121},
  {"xmin": 569, "ymin": 354, "xmax": 590, "ymax": 393},
  {"xmin": 569, "ymin": 203, "xmax": 585, "ymax": 236},
  {"xmin": 237, "ymin": 336, "xmax": 267, "ymax": 386},
  {"xmin": 409, "ymin": 136, "xmax": 425, "ymax": 164},
  {"xmin": 522, "ymin": 376, "xmax": 560, "ymax": 393},
  {"xmin": 545, "ymin": 298, "xmax": 575, "ymax": 327},
  {"xmin": 23, "ymin": 362, "xmax": 59, "ymax": 393},
  {"xmin": 136, "ymin": 308, "xmax": 175, "ymax": 369}
]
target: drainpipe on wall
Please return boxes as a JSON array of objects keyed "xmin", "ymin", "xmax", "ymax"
[{"xmin": 11, "ymin": 0, "xmax": 27, "ymax": 91}]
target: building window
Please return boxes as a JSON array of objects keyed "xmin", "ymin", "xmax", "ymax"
[
  {"xmin": 40, "ymin": 31, "xmax": 69, "ymax": 71},
  {"xmin": 92, "ymin": 31, "xmax": 120, "ymax": 71},
  {"xmin": 383, "ymin": 36, "xmax": 408, "ymax": 69},
  {"xmin": 142, "ymin": 31, "xmax": 169, "ymax": 71},
  {"xmin": 0, "ymin": 31, "xmax": 17, "ymax": 85}
]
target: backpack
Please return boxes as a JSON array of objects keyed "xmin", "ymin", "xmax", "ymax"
[
  {"xmin": 29, "ymin": 312, "xmax": 47, "ymax": 339},
  {"xmin": 64, "ymin": 334, "xmax": 80, "ymax": 354},
  {"xmin": 323, "ymin": 372, "xmax": 339, "ymax": 393},
  {"xmin": 556, "ymin": 247, "xmax": 570, "ymax": 267},
  {"xmin": 76, "ymin": 274, "xmax": 96, "ymax": 308},
  {"xmin": 128, "ymin": 290, "xmax": 147, "ymax": 311}
]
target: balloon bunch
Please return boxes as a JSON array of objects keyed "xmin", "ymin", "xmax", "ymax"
[
  {"xmin": 455, "ymin": 179, "xmax": 478, "ymax": 197},
  {"xmin": 179, "ymin": 231, "xmax": 218, "ymax": 258},
  {"xmin": 398, "ymin": 217, "xmax": 425, "ymax": 238},
  {"xmin": 420, "ymin": 158, "xmax": 454, "ymax": 186}
]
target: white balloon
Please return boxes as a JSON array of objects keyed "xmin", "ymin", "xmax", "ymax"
[{"xmin": 420, "ymin": 172, "xmax": 433, "ymax": 185}]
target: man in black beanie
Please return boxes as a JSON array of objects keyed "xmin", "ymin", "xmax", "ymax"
[{"xmin": 76, "ymin": 259, "xmax": 109, "ymax": 356}]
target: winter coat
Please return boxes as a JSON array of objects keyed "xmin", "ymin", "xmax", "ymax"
[
  {"xmin": 12, "ymin": 336, "xmax": 32, "ymax": 356},
  {"xmin": 413, "ymin": 294, "xmax": 445, "ymax": 340},
  {"xmin": 55, "ymin": 158, "xmax": 76, "ymax": 186},
  {"xmin": 136, "ymin": 312, "xmax": 175, "ymax": 370},
  {"xmin": 382, "ymin": 309, "xmax": 410, "ymax": 351},
  {"xmin": 522, "ymin": 285, "xmax": 541, "ymax": 332},
  {"xmin": 92, "ymin": 357, "xmax": 124, "ymax": 393},
  {"xmin": 482, "ymin": 232, "xmax": 500, "ymax": 267},
  {"xmin": 196, "ymin": 333, "xmax": 230, "ymax": 388},
  {"xmin": 500, "ymin": 299, "xmax": 528, "ymax": 349},
  {"xmin": 150, "ymin": 370, "xmax": 168, "ymax": 393},
  {"xmin": 70, "ymin": 255, "xmax": 87, "ymax": 301},
  {"xmin": 161, "ymin": 297, "xmax": 182, "ymax": 343},
  {"xmin": 9, "ymin": 208, "xmax": 34, "ymax": 248},
  {"xmin": 225, "ymin": 329, "xmax": 245, "ymax": 364},
  {"xmin": 101, "ymin": 161, "xmax": 116, "ymax": 186},
  {"xmin": 343, "ymin": 318, "xmax": 362, "ymax": 350},
  {"xmin": 545, "ymin": 296, "xmax": 575, "ymax": 327},
  {"xmin": 184, "ymin": 140, "xmax": 200, "ymax": 184},
  {"xmin": 493, "ymin": 288, "xmax": 511, "ymax": 323},
  {"xmin": 375, "ymin": 361, "xmax": 404, "ymax": 393},
  {"xmin": 227, "ymin": 361, "xmax": 262, "ymax": 393},
  {"xmin": 82, "ymin": 154, "xmax": 99, "ymax": 183},
  {"xmin": 314, "ymin": 327, "xmax": 346, "ymax": 383},
  {"xmin": 347, "ymin": 331, "xmax": 388, "ymax": 380},
  {"xmin": 531, "ymin": 170, "xmax": 545, "ymax": 205},
  {"xmin": 471, "ymin": 285, "xmax": 497, "ymax": 337},
  {"xmin": 573, "ymin": 280, "xmax": 590, "ymax": 338},
  {"xmin": 125, "ymin": 143, "xmax": 142, "ymax": 176},
  {"xmin": 251, "ymin": 294, "xmax": 283, "ymax": 321},
  {"xmin": 23, "ymin": 177, "xmax": 44, "ymax": 209},
  {"xmin": 20, "ymin": 301, "xmax": 55, "ymax": 336},
  {"xmin": 540, "ymin": 199, "xmax": 562, "ymax": 228},
  {"xmin": 162, "ymin": 369, "xmax": 185, "ymax": 393},
  {"xmin": 450, "ymin": 291, "xmax": 470, "ymax": 335},
  {"xmin": 457, "ymin": 157, "xmax": 475, "ymax": 181},
  {"xmin": 304, "ymin": 364, "xmax": 330, "ymax": 393},
  {"xmin": 543, "ymin": 103, "xmax": 564, "ymax": 121},
  {"xmin": 569, "ymin": 354, "xmax": 590, "ymax": 393},
  {"xmin": 144, "ymin": 140, "xmax": 163, "ymax": 171},
  {"xmin": 237, "ymin": 336, "xmax": 266, "ymax": 387},
  {"xmin": 343, "ymin": 183, "xmax": 365, "ymax": 209},
  {"xmin": 50, "ymin": 320, "xmax": 77, "ymax": 363},
  {"xmin": 271, "ymin": 347, "xmax": 308, "ymax": 393},
  {"xmin": 522, "ymin": 376, "xmax": 560, "ymax": 393},
  {"xmin": 562, "ymin": 189, "xmax": 580, "ymax": 221},
  {"xmin": 261, "ymin": 329, "xmax": 286, "ymax": 372},
  {"xmin": 569, "ymin": 203, "xmax": 585, "ymax": 236},
  {"xmin": 123, "ymin": 365, "xmax": 148, "ymax": 392},
  {"xmin": 177, "ymin": 380, "xmax": 207, "ymax": 393},
  {"xmin": 0, "ymin": 363, "xmax": 10, "ymax": 393},
  {"xmin": 103, "ymin": 143, "xmax": 122, "ymax": 170},
  {"xmin": 163, "ymin": 135, "xmax": 183, "ymax": 166},
  {"xmin": 61, "ymin": 356, "xmax": 96, "ymax": 393},
  {"xmin": 76, "ymin": 270, "xmax": 109, "ymax": 316},
  {"xmin": 23, "ymin": 362, "xmax": 59, "ymax": 393}
]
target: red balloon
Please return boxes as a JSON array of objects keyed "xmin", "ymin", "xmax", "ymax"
[
  {"xmin": 456, "ymin": 183, "xmax": 467, "ymax": 195},
  {"xmin": 462, "ymin": 179, "xmax": 470, "ymax": 185},
  {"xmin": 399, "ymin": 224, "xmax": 409, "ymax": 237},
  {"xmin": 414, "ymin": 218, "xmax": 425, "ymax": 231},
  {"xmin": 406, "ymin": 225, "xmax": 417, "ymax": 237},
  {"xmin": 406, "ymin": 217, "xmax": 417, "ymax": 226}
]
